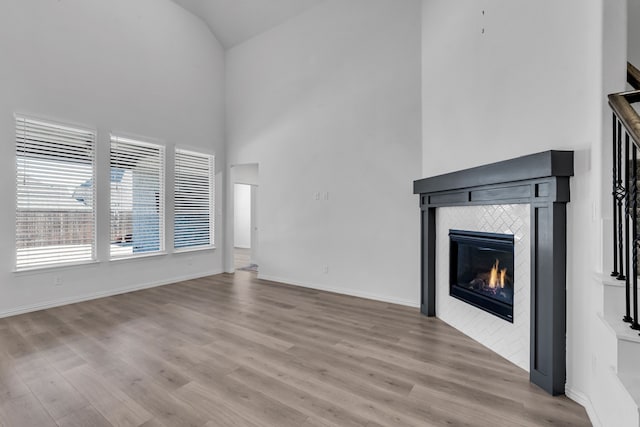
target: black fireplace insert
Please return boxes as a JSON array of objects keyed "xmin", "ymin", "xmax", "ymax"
[{"xmin": 449, "ymin": 229, "xmax": 515, "ymax": 322}]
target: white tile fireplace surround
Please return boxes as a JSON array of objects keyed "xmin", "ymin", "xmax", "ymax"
[{"xmin": 436, "ymin": 204, "xmax": 530, "ymax": 371}]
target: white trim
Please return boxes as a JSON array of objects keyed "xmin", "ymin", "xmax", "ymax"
[
  {"xmin": 565, "ymin": 386, "xmax": 602, "ymax": 427},
  {"xmin": 175, "ymin": 145, "xmax": 216, "ymax": 157},
  {"xmin": 13, "ymin": 260, "xmax": 100, "ymax": 275},
  {"xmin": 0, "ymin": 269, "xmax": 223, "ymax": 319},
  {"xmin": 109, "ymin": 132, "xmax": 165, "ymax": 147},
  {"xmin": 174, "ymin": 148, "xmax": 215, "ymax": 250},
  {"xmin": 256, "ymin": 274, "xmax": 420, "ymax": 308},
  {"xmin": 173, "ymin": 245, "xmax": 217, "ymax": 254},
  {"xmin": 109, "ymin": 134, "xmax": 166, "ymax": 257},
  {"xmin": 14, "ymin": 111, "xmax": 97, "ymax": 134},
  {"xmin": 599, "ymin": 312, "xmax": 640, "ymax": 345},
  {"xmin": 15, "ymin": 115, "xmax": 98, "ymax": 271},
  {"xmin": 110, "ymin": 251, "xmax": 168, "ymax": 262}
]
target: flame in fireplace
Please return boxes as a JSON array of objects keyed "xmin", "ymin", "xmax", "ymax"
[{"xmin": 488, "ymin": 259, "xmax": 507, "ymax": 289}]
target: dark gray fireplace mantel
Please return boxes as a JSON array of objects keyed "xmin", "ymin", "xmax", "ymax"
[{"xmin": 413, "ymin": 150, "xmax": 574, "ymax": 396}]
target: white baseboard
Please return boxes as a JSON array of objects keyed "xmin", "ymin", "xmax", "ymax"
[
  {"xmin": 0, "ymin": 269, "xmax": 223, "ymax": 319},
  {"xmin": 257, "ymin": 274, "xmax": 420, "ymax": 308},
  {"xmin": 566, "ymin": 386, "xmax": 602, "ymax": 427}
]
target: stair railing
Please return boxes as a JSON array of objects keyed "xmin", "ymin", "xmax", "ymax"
[{"xmin": 609, "ymin": 62, "xmax": 640, "ymax": 330}]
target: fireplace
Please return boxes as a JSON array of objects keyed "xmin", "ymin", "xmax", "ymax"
[
  {"xmin": 449, "ymin": 230, "xmax": 515, "ymax": 322},
  {"xmin": 413, "ymin": 150, "xmax": 574, "ymax": 395}
]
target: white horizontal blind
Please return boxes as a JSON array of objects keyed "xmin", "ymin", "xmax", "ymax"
[
  {"xmin": 15, "ymin": 116, "xmax": 96, "ymax": 270},
  {"xmin": 174, "ymin": 149, "xmax": 214, "ymax": 249},
  {"xmin": 110, "ymin": 136, "xmax": 165, "ymax": 258}
]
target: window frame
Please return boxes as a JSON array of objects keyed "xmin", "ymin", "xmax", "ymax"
[
  {"xmin": 14, "ymin": 114, "xmax": 97, "ymax": 272},
  {"xmin": 173, "ymin": 148, "xmax": 215, "ymax": 252},
  {"xmin": 109, "ymin": 134, "xmax": 166, "ymax": 260}
]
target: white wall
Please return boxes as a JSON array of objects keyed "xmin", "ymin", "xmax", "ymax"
[
  {"xmin": 234, "ymin": 184, "xmax": 252, "ymax": 248},
  {"xmin": 629, "ymin": 0, "xmax": 640, "ymax": 66},
  {"xmin": 233, "ymin": 163, "xmax": 259, "ymax": 186},
  {"xmin": 422, "ymin": 1, "xmax": 600, "ymax": 175},
  {"xmin": 226, "ymin": 0, "xmax": 422, "ymax": 306},
  {"xmin": 422, "ymin": 0, "xmax": 627, "ymax": 421},
  {"xmin": 0, "ymin": 0, "xmax": 225, "ymax": 316}
]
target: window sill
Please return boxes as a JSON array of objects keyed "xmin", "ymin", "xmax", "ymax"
[
  {"xmin": 110, "ymin": 251, "xmax": 168, "ymax": 262},
  {"xmin": 13, "ymin": 260, "xmax": 100, "ymax": 275},
  {"xmin": 173, "ymin": 245, "xmax": 216, "ymax": 254}
]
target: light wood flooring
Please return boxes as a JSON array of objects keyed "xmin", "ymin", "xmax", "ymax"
[
  {"xmin": 235, "ymin": 248, "xmax": 258, "ymax": 273},
  {"xmin": 0, "ymin": 272, "xmax": 591, "ymax": 427},
  {"xmin": 234, "ymin": 247, "xmax": 253, "ymax": 270}
]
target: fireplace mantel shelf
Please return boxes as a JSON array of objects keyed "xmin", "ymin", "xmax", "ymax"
[
  {"xmin": 413, "ymin": 150, "xmax": 574, "ymax": 206},
  {"xmin": 413, "ymin": 150, "xmax": 574, "ymax": 396}
]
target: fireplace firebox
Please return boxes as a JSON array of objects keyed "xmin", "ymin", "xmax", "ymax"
[{"xmin": 449, "ymin": 230, "xmax": 515, "ymax": 322}]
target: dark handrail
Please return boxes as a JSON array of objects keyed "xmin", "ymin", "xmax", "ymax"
[
  {"xmin": 609, "ymin": 91, "xmax": 640, "ymax": 150},
  {"xmin": 628, "ymin": 62, "xmax": 640, "ymax": 90}
]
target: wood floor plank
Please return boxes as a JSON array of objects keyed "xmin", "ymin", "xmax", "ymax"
[
  {"xmin": 0, "ymin": 271, "xmax": 591, "ymax": 427},
  {"xmin": 299, "ymin": 418, "xmax": 335, "ymax": 427},
  {"xmin": 11, "ymin": 351, "xmax": 56, "ymax": 385},
  {"xmin": 63, "ymin": 364, "xmax": 153, "ymax": 427},
  {"xmin": 55, "ymin": 405, "xmax": 113, "ymax": 427},
  {"xmin": 0, "ymin": 357, "xmax": 31, "ymax": 401},
  {"xmin": 100, "ymin": 333, "xmax": 193, "ymax": 391},
  {"xmin": 0, "ymin": 393, "xmax": 57, "ymax": 427},
  {"xmin": 228, "ymin": 365, "xmax": 384, "ymax": 427},
  {"xmin": 201, "ymin": 339, "xmax": 434, "ymax": 427},
  {"xmin": 97, "ymin": 361, "xmax": 210, "ymax": 427},
  {"xmin": 137, "ymin": 418, "xmax": 168, "ymax": 427},
  {"xmin": 0, "ymin": 325, "xmax": 38, "ymax": 359},
  {"xmin": 175, "ymin": 381, "xmax": 263, "ymax": 427},
  {"xmin": 286, "ymin": 344, "xmax": 415, "ymax": 397},
  {"xmin": 25, "ymin": 370, "xmax": 89, "ymax": 422},
  {"xmin": 21, "ymin": 331, "xmax": 86, "ymax": 373},
  {"xmin": 179, "ymin": 373, "xmax": 309, "ymax": 427},
  {"xmin": 119, "ymin": 320, "xmax": 240, "ymax": 381}
]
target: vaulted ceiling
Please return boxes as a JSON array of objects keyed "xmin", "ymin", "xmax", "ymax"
[{"xmin": 171, "ymin": 0, "xmax": 325, "ymax": 49}]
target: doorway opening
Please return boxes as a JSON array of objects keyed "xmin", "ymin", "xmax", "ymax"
[
  {"xmin": 234, "ymin": 183, "xmax": 257, "ymax": 271},
  {"xmin": 228, "ymin": 163, "xmax": 259, "ymax": 273}
]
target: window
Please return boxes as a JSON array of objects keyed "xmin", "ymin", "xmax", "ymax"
[
  {"xmin": 174, "ymin": 149, "xmax": 215, "ymax": 249},
  {"xmin": 110, "ymin": 136, "xmax": 165, "ymax": 258},
  {"xmin": 15, "ymin": 116, "xmax": 96, "ymax": 270}
]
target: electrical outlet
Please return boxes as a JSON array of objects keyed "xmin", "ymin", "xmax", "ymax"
[
  {"xmin": 53, "ymin": 276, "xmax": 63, "ymax": 286},
  {"xmin": 314, "ymin": 191, "xmax": 321, "ymax": 201},
  {"xmin": 323, "ymin": 265, "xmax": 329, "ymax": 274},
  {"xmin": 323, "ymin": 191, "xmax": 329, "ymax": 201}
]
